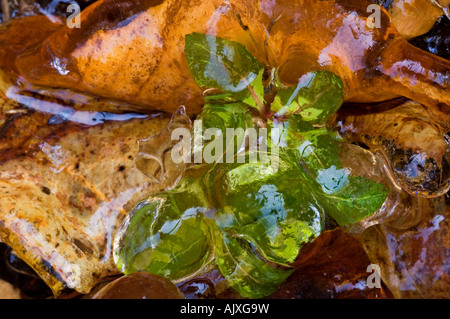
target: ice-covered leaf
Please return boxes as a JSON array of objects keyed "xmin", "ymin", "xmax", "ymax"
[
  {"xmin": 196, "ymin": 102, "xmax": 254, "ymax": 161},
  {"xmin": 336, "ymin": 100, "xmax": 450, "ymax": 197},
  {"xmin": 272, "ymin": 71, "xmax": 344, "ymax": 124},
  {"xmin": 314, "ymin": 175, "xmax": 390, "ymax": 226},
  {"xmin": 0, "ymin": 110, "xmax": 173, "ymax": 295}
]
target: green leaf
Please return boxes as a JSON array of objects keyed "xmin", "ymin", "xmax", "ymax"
[
  {"xmin": 233, "ymin": 69, "xmax": 265, "ymax": 109},
  {"xmin": 292, "ymin": 127, "xmax": 343, "ymax": 175},
  {"xmin": 214, "ymin": 231, "xmax": 293, "ymax": 299},
  {"xmin": 240, "ymin": 217, "xmax": 316, "ymax": 265},
  {"xmin": 114, "ymin": 200, "xmax": 215, "ymax": 281},
  {"xmin": 185, "ymin": 33, "xmax": 265, "ymax": 108},
  {"xmin": 195, "ymin": 102, "xmax": 255, "ymax": 164},
  {"xmin": 215, "ymin": 161, "xmax": 324, "ymax": 264},
  {"xmin": 272, "ymin": 71, "xmax": 344, "ymax": 124}
]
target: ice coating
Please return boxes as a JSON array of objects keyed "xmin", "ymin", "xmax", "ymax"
[
  {"xmin": 0, "ymin": 0, "xmax": 448, "ymax": 298},
  {"xmin": 0, "ymin": 91, "xmax": 184, "ymax": 294},
  {"xmin": 385, "ymin": 0, "xmax": 449, "ymax": 39},
  {"xmin": 361, "ymin": 195, "xmax": 449, "ymax": 298},
  {"xmin": 336, "ymin": 100, "xmax": 450, "ymax": 198}
]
